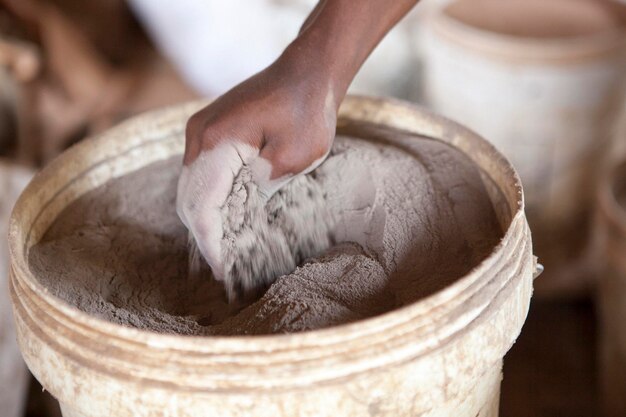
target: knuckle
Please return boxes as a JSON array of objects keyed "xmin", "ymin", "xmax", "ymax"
[
  {"xmin": 185, "ymin": 111, "xmax": 204, "ymax": 139},
  {"xmin": 270, "ymin": 147, "xmax": 299, "ymax": 176},
  {"xmin": 268, "ymin": 139, "xmax": 328, "ymax": 177},
  {"xmin": 269, "ymin": 127, "xmax": 333, "ymax": 178},
  {"xmin": 187, "ymin": 120, "xmax": 222, "ymax": 151},
  {"xmin": 311, "ymin": 136, "xmax": 331, "ymax": 161}
]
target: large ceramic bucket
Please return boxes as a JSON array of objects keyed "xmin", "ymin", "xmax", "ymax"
[{"xmin": 9, "ymin": 96, "xmax": 536, "ymax": 416}]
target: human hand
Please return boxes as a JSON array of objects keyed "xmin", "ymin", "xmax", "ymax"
[
  {"xmin": 176, "ymin": 53, "xmax": 336, "ymax": 281},
  {"xmin": 177, "ymin": 0, "xmax": 419, "ymax": 284}
]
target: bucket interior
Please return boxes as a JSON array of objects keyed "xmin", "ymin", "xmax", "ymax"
[{"xmin": 13, "ymin": 101, "xmax": 518, "ymax": 339}]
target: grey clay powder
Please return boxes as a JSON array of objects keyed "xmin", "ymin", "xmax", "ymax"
[{"xmin": 29, "ymin": 134, "xmax": 503, "ymax": 336}]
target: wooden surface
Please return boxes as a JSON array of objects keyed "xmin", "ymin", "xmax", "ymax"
[
  {"xmin": 596, "ymin": 159, "xmax": 626, "ymax": 417},
  {"xmin": 501, "ymin": 299, "xmax": 599, "ymax": 417}
]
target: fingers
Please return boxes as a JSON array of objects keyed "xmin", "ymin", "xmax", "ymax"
[
  {"xmin": 184, "ymin": 107, "xmax": 262, "ymax": 165},
  {"xmin": 253, "ymin": 136, "xmax": 331, "ymax": 200},
  {"xmin": 179, "ymin": 99, "xmax": 334, "ymax": 281},
  {"xmin": 177, "ymin": 141, "xmax": 260, "ymax": 281}
]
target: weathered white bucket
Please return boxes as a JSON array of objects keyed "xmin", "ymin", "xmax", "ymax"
[
  {"xmin": 596, "ymin": 158, "xmax": 626, "ymax": 417},
  {"xmin": 9, "ymin": 96, "xmax": 536, "ymax": 417},
  {"xmin": 421, "ymin": 0, "xmax": 626, "ymax": 297}
]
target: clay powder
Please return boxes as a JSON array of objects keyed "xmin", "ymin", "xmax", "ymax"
[
  {"xmin": 189, "ymin": 166, "xmax": 335, "ymax": 301},
  {"xmin": 29, "ymin": 134, "xmax": 504, "ymax": 335}
]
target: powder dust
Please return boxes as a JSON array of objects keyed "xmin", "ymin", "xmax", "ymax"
[
  {"xmin": 28, "ymin": 134, "xmax": 504, "ymax": 336},
  {"xmin": 190, "ymin": 166, "xmax": 335, "ymax": 301}
]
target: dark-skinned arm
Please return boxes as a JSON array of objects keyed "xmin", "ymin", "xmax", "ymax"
[{"xmin": 177, "ymin": 0, "xmax": 420, "ymax": 281}]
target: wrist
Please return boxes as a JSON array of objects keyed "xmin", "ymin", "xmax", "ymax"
[
  {"xmin": 275, "ymin": 39, "xmax": 342, "ymax": 110},
  {"xmin": 281, "ymin": 0, "xmax": 419, "ymax": 104}
]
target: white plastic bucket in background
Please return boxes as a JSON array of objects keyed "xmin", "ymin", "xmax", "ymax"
[
  {"xmin": 421, "ymin": 0, "xmax": 626, "ymax": 297},
  {"xmin": 407, "ymin": 0, "xmax": 455, "ymax": 102},
  {"xmin": 9, "ymin": 97, "xmax": 536, "ymax": 417}
]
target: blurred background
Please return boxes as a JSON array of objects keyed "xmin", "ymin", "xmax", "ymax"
[{"xmin": 0, "ymin": 0, "xmax": 625, "ymax": 416}]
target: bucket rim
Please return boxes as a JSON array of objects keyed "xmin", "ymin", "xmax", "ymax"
[
  {"xmin": 8, "ymin": 96, "xmax": 530, "ymax": 368},
  {"xmin": 428, "ymin": 1, "xmax": 626, "ymax": 64}
]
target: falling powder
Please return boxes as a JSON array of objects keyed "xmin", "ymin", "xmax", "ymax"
[
  {"xmin": 28, "ymin": 133, "xmax": 504, "ymax": 335},
  {"xmin": 192, "ymin": 166, "xmax": 335, "ymax": 301}
]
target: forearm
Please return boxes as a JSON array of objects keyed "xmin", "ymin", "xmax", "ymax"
[{"xmin": 285, "ymin": 0, "xmax": 419, "ymax": 105}]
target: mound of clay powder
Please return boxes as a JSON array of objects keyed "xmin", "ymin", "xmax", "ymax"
[{"xmin": 29, "ymin": 134, "xmax": 504, "ymax": 335}]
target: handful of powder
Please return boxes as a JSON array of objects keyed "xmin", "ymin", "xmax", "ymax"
[{"xmin": 190, "ymin": 167, "xmax": 335, "ymax": 300}]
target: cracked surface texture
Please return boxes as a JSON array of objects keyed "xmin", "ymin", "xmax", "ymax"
[{"xmin": 28, "ymin": 134, "xmax": 504, "ymax": 335}]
